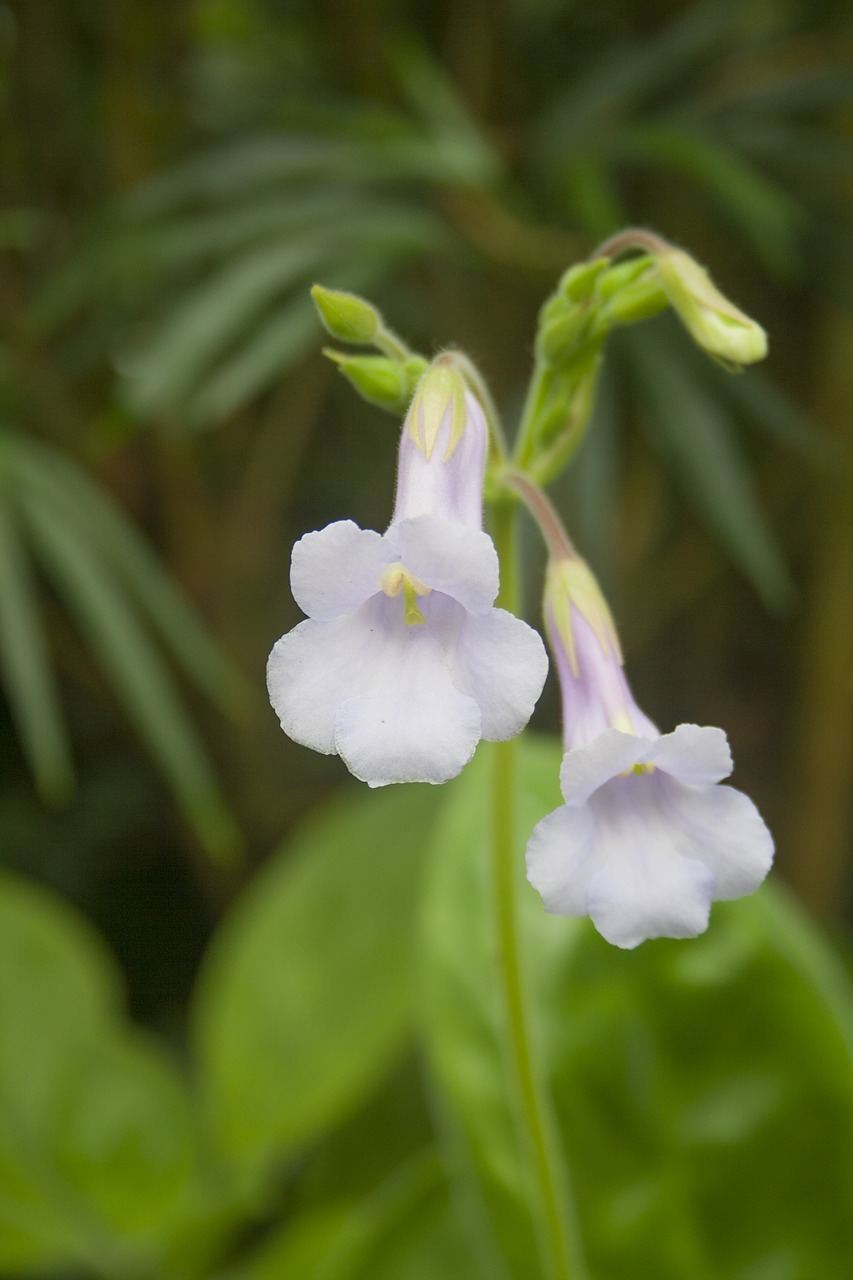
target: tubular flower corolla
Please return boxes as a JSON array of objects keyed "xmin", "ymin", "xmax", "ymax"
[
  {"xmin": 267, "ymin": 379, "xmax": 548, "ymax": 786},
  {"xmin": 526, "ymin": 557, "xmax": 774, "ymax": 947}
]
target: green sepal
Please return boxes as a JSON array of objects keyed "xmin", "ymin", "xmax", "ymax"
[{"xmin": 600, "ymin": 272, "xmax": 669, "ymax": 327}]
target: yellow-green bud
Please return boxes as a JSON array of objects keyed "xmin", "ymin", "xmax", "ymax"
[
  {"xmin": 600, "ymin": 272, "xmax": 668, "ymax": 327},
  {"xmin": 536, "ymin": 304, "xmax": 590, "ymax": 368},
  {"xmin": 595, "ymin": 255, "xmax": 654, "ymax": 299},
  {"xmin": 654, "ymin": 249, "xmax": 768, "ymax": 367},
  {"xmin": 558, "ymin": 258, "xmax": 609, "ymax": 301},
  {"xmin": 311, "ymin": 284, "xmax": 380, "ymax": 344},
  {"xmin": 324, "ymin": 351, "xmax": 412, "ymax": 413}
]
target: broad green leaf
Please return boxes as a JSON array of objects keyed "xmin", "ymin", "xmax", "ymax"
[
  {"xmin": 0, "ymin": 872, "xmax": 197, "ymax": 1274},
  {"xmin": 191, "ymin": 783, "xmax": 441, "ymax": 1194},
  {"xmin": 0, "ymin": 449, "xmax": 73, "ymax": 802},
  {"xmin": 628, "ymin": 326, "xmax": 795, "ymax": 611},
  {"xmin": 420, "ymin": 737, "xmax": 853, "ymax": 1279}
]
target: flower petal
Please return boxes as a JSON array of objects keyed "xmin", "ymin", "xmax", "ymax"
[
  {"xmin": 587, "ymin": 842, "xmax": 714, "ymax": 950},
  {"xmin": 290, "ymin": 521, "xmax": 388, "ymax": 620},
  {"xmin": 334, "ymin": 600, "xmax": 481, "ymax": 785},
  {"xmin": 649, "ymin": 723, "xmax": 732, "ymax": 785},
  {"xmin": 267, "ymin": 609, "xmax": 379, "ymax": 753},
  {"xmin": 453, "ymin": 608, "xmax": 548, "ymax": 740},
  {"xmin": 558, "ymin": 730, "xmax": 656, "ymax": 806},
  {"xmin": 526, "ymin": 803, "xmax": 600, "ymax": 916},
  {"xmin": 656, "ymin": 775, "xmax": 774, "ymax": 899},
  {"xmin": 395, "ymin": 516, "xmax": 499, "ymax": 614}
]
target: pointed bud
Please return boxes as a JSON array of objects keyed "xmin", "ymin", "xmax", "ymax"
[
  {"xmin": 599, "ymin": 271, "xmax": 668, "ymax": 327},
  {"xmin": 654, "ymin": 249, "xmax": 768, "ymax": 367},
  {"xmin": 311, "ymin": 285, "xmax": 381, "ymax": 345},
  {"xmin": 324, "ymin": 350, "xmax": 425, "ymax": 414},
  {"xmin": 406, "ymin": 360, "xmax": 468, "ymax": 462},
  {"xmin": 558, "ymin": 258, "xmax": 609, "ymax": 302},
  {"xmin": 536, "ymin": 304, "xmax": 591, "ymax": 369}
]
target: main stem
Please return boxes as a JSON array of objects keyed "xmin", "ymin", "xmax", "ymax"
[{"xmin": 489, "ymin": 502, "xmax": 586, "ymax": 1280}]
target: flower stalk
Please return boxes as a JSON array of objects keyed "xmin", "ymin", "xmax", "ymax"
[{"xmin": 490, "ymin": 500, "xmax": 587, "ymax": 1280}]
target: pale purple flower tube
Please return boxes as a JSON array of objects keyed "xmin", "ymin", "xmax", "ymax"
[{"xmin": 526, "ymin": 556, "xmax": 774, "ymax": 948}]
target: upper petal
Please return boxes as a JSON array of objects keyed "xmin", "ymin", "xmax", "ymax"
[
  {"xmin": 290, "ymin": 520, "xmax": 388, "ymax": 620},
  {"xmin": 655, "ymin": 774, "xmax": 774, "ymax": 899},
  {"xmin": 267, "ymin": 608, "xmax": 381, "ymax": 754},
  {"xmin": 648, "ymin": 723, "xmax": 732, "ymax": 785},
  {"xmin": 558, "ymin": 729, "xmax": 657, "ymax": 807},
  {"xmin": 334, "ymin": 605, "xmax": 482, "ymax": 786},
  {"xmin": 453, "ymin": 608, "xmax": 548, "ymax": 741},
  {"xmin": 526, "ymin": 803, "xmax": 600, "ymax": 916},
  {"xmin": 395, "ymin": 516, "xmax": 499, "ymax": 614}
]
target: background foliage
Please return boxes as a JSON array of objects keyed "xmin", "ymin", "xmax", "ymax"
[{"xmin": 1, "ymin": 0, "xmax": 852, "ymax": 1275}]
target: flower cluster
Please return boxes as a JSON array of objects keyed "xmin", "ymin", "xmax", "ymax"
[
  {"xmin": 267, "ymin": 366, "xmax": 548, "ymax": 787},
  {"xmin": 270, "ymin": 258, "xmax": 775, "ymax": 950}
]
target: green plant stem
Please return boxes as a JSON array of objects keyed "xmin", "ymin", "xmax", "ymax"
[
  {"xmin": 489, "ymin": 501, "xmax": 586, "ymax": 1280},
  {"xmin": 513, "ymin": 364, "xmax": 555, "ymax": 469}
]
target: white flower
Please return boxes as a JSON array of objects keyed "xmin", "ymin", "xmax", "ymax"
[
  {"xmin": 526, "ymin": 556, "xmax": 774, "ymax": 947},
  {"xmin": 267, "ymin": 378, "xmax": 548, "ymax": 787}
]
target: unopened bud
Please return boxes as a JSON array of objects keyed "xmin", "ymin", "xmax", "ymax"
[
  {"xmin": 536, "ymin": 304, "xmax": 590, "ymax": 368},
  {"xmin": 654, "ymin": 249, "xmax": 767, "ymax": 366},
  {"xmin": 558, "ymin": 259, "xmax": 609, "ymax": 302},
  {"xmin": 324, "ymin": 351, "xmax": 413, "ymax": 413},
  {"xmin": 600, "ymin": 271, "xmax": 668, "ymax": 327},
  {"xmin": 311, "ymin": 284, "xmax": 380, "ymax": 345}
]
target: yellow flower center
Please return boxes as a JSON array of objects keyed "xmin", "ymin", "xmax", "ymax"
[{"xmin": 380, "ymin": 563, "xmax": 432, "ymax": 626}]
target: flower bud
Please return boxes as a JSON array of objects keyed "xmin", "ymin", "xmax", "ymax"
[
  {"xmin": 599, "ymin": 272, "xmax": 668, "ymax": 327},
  {"xmin": 558, "ymin": 258, "xmax": 609, "ymax": 302},
  {"xmin": 324, "ymin": 351, "xmax": 420, "ymax": 414},
  {"xmin": 536, "ymin": 303, "xmax": 590, "ymax": 369},
  {"xmin": 654, "ymin": 249, "xmax": 768, "ymax": 366},
  {"xmin": 311, "ymin": 284, "xmax": 380, "ymax": 345}
]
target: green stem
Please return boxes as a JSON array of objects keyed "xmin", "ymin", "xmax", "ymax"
[
  {"xmin": 513, "ymin": 363, "xmax": 555, "ymax": 470},
  {"xmin": 489, "ymin": 502, "xmax": 587, "ymax": 1280}
]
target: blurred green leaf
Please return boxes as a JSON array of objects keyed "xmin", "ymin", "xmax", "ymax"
[
  {"xmin": 0, "ymin": 452, "xmax": 73, "ymax": 802},
  {"xmin": 13, "ymin": 434, "xmax": 245, "ymax": 712},
  {"xmin": 420, "ymin": 737, "xmax": 853, "ymax": 1278},
  {"xmin": 0, "ymin": 872, "xmax": 197, "ymax": 1275},
  {"xmin": 628, "ymin": 326, "xmax": 795, "ymax": 611},
  {"xmin": 246, "ymin": 1151, "xmax": 479, "ymax": 1280},
  {"xmin": 191, "ymin": 783, "xmax": 441, "ymax": 1196},
  {"xmin": 8, "ymin": 440, "xmax": 239, "ymax": 861},
  {"xmin": 617, "ymin": 123, "xmax": 805, "ymax": 276}
]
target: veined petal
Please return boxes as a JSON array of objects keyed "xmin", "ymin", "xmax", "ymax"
[
  {"xmin": 396, "ymin": 516, "xmax": 499, "ymax": 614},
  {"xmin": 335, "ymin": 596, "xmax": 481, "ymax": 786},
  {"xmin": 526, "ymin": 803, "xmax": 599, "ymax": 916},
  {"xmin": 267, "ymin": 608, "xmax": 380, "ymax": 753},
  {"xmin": 656, "ymin": 775, "xmax": 774, "ymax": 899},
  {"xmin": 649, "ymin": 723, "xmax": 732, "ymax": 785},
  {"xmin": 453, "ymin": 608, "xmax": 548, "ymax": 740},
  {"xmin": 290, "ymin": 521, "xmax": 388, "ymax": 620},
  {"xmin": 558, "ymin": 729, "xmax": 656, "ymax": 807}
]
